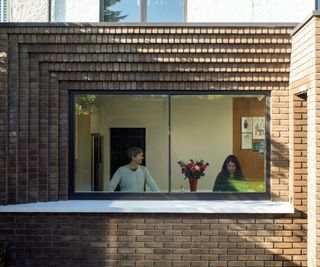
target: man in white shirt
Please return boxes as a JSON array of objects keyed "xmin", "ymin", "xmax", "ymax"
[{"xmin": 107, "ymin": 146, "xmax": 160, "ymax": 192}]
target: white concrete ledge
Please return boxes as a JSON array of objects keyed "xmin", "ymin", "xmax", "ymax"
[{"xmin": 0, "ymin": 200, "xmax": 294, "ymax": 214}]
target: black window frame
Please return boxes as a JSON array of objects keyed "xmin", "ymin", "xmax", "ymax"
[
  {"xmin": 99, "ymin": 0, "xmax": 187, "ymax": 23},
  {"xmin": 69, "ymin": 90, "xmax": 271, "ymax": 201}
]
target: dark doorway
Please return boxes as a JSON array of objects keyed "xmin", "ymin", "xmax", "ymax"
[
  {"xmin": 91, "ymin": 133, "xmax": 104, "ymax": 191},
  {"xmin": 110, "ymin": 128, "xmax": 146, "ymax": 178}
]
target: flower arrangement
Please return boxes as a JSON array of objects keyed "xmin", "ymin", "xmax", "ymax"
[{"xmin": 178, "ymin": 159, "xmax": 209, "ymax": 180}]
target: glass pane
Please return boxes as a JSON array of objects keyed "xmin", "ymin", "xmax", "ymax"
[
  {"xmin": 74, "ymin": 94, "xmax": 169, "ymax": 193},
  {"xmin": 171, "ymin": 95, "xmax": 266, "ymax": 193},
  {"xmin": 103, "ymin": 0, "xmax": 140, "ymax": 22},
  {"xmin": 147, "ymin": 0, "xmax": 184, "ymax": 22}
]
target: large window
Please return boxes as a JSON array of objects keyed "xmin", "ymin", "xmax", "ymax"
[
  {"xmin": 100, "ymin": 0, "xmax": 185, "ymax": 22},
  {"xmin": 70, "ymin": 93, "xmax": 269, "ymax": 199}
]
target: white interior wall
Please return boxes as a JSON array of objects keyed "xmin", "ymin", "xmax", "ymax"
[
  {"xmin": 75, "ymin": 114, "xmax": 92, "ymax": 191},
  {"xmin": 100, "ymin": 95, "xmax": 169, "ymax": 191},
  {"xmin": 99, "ymin": 107, "xmax": 109, "ymax": 190},
  {"xmin": 171, "ymin": 96, "xmax": 233, "ymax": 192},
  {"xmin": 78, "ymin": 95, "xmax": 233, "ymax": 192},
  {"xmin": 96, "ymin": 95, "xmax": 232, "ymax": 192}
]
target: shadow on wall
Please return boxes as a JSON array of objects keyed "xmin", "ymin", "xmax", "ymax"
[
  {"xmin": 0, "ymin": 211, "xmax": 307, "ymax": 267},
  {"xmin": 0, "ymin": 52, "xmax": 7, "ymax": 74},
  {"xmin": 270, "ymin": 137, "xmax": 289, "ymax": 174},
  {"xmin": 0, "ymin": 140, "xmax": 307, "ymax": 266},
  {"xmin": 0, "ymin": 21, "xmax": 305, "ymax": 266}
]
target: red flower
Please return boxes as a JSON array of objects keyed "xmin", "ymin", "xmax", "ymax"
[{"xmin": 177, "ymin": 159, "xmax": 210, "ymax": 180}]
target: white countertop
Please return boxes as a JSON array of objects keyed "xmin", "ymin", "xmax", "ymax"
[{"xmin": 0, "ymin": 200, "xmax": 294, "ymax": 213}]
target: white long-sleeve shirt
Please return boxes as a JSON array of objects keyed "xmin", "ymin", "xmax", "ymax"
[{"xmin": 107, "ymin": 165, "xmax": 160, "ymax": 192}]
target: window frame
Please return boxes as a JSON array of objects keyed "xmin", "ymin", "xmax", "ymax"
[
  {"xmin": 99, "ymin": 0, "xmax": 187, "ymax": 23},
  {"xmin": 69, "ymin": 90, "xmax": 271, "ymax": 201}
]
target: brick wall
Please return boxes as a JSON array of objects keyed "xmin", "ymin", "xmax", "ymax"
[
  {"xmin": 0, "ymin": 23, "xmax": 309, "ymax": 266},
  {"xmin": 0, "ymin": 24, "xmax": 293, "ymax": 204},
  {"xmin": 0, "ymin": 32, "xmax": 8, "ymax": 206},
  {"xmin": 289, "ymin": 14, "xmax": 319, "ymax": 266},
  {"xmin": 290, "ymin": 95, "xmax": 307, "ymax": 213},
  {"xmin": 0, "ymin": 213, "xmax": 307, "ymax": 267}
]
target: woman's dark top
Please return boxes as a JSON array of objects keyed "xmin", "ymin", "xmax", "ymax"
[{"xmin": 212, "ymin": 172, "xmax": 244, "ymax": 191}]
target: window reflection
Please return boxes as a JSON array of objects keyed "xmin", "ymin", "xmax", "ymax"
[
  {"xmin": 73, "ymin": 94, "xmax": 266, "ymax": 193},
  {"xmin": 74, "ymin": 95, "xmax": 169, "ymax": 192},
  {"xmin": 170, "ymin": 95, "xmax": 266, "ymax": 193},
  {"xmin": 103, "ymin": 0, "xmax": 140, "ymax": 22},
  {"xmin": 102, "ymin": 0, "xmax": 185, "ymax": 22},
  {"xmin": 147, "ymin": 0, "xmax": 184, "ymax": 22}
]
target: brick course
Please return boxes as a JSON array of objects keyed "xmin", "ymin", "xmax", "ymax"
[
  {"xmin": 290, "ymin": 14, "xmax": 320, "ymax": 267},
  {"xmin": 0, "ymin": 24, "xmax": 293, "ymax": 204},
  {"xmin": 0, "ymin": 23, "xmax": 309, "ymax": 266},
  {"xmin": 0, "ymin": 213, "xmax": 307, "ymax": 267}
]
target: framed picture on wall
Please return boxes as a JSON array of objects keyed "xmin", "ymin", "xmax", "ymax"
[
  {"xmin": 241, "ymin": 133, "xmax": 252, "ymax": 149},
  {"xmin": 253, "ymin": 117, "xmax": 265, "ymax": 139},
  {"xmin": 259, "ymin": 140, "xmax": 265, "ymax": 155},
  {"xmin": 253, "ymin": 141, "xmax": 261, "ymax": 152},
  {"xmin": 241, "ymin": 117, "xmax": 252, "ymax": 133}
]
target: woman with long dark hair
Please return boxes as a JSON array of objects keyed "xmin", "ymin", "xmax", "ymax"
[{"xmin": 212, "ymin": 155, "xmax": 244, "ymax": 191}]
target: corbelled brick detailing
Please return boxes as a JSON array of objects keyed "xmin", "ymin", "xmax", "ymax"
[
  {"xmin": 0, "ymin": 24, "xmax": 293, "ymax": 204},
  {"xmin": 0, "ymin": 23, "xmax": 309, "ymax": 267}
]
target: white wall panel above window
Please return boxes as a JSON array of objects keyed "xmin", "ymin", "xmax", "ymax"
[
  {"xmin": 55, "ymin": 0, "xmax": 100, "ymax": 22},
  {"xmin": 9, "ymin": 0, "xmax": 49, "ymax": 22},
  {"xmin": 188, "ymin": 0, "xmax": 315, "ymax": 23}
]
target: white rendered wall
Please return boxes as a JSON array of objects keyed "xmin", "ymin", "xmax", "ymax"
[
  {"xmin": 10, "ymin": 0, "xmax": 49, "ymax": 22},
  {"xmin": 188, "ymin": 0, "xmax": 315, "ymax": 23},
  {"xmin": 55, "ymin": 0, "xmax": 100, "ymax": 22},
  {"xmin": 54, "ymin": 0, "xmax": 315, "ymax": 23},
  {"xmin": 9, "ymin": 0, "xmax": 315, "ymax": 23}
]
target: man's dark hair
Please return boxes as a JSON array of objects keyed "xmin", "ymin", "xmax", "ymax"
[{"xmin": 127, "ymin": 146, "xmax": 143, "ymax": 161}]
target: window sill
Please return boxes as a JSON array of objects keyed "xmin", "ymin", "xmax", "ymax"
[{"xmin": 0, "ymin": 200, "xmax": 294, "ymax": 214}]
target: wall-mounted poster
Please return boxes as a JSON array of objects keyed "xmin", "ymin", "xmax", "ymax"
[
  {"xmin": 241, "ymin": 133, "xmax": 252, "ymax": 149},
  {"xmin": 241, "ymin": 117, "xmax": 252, "ymax": 133},
  {"xmin": 253, "ymin": 140, "xmax": 265, "ymax": 155},
  {"xmin": 259, "ymin": 140, "xmax": 265, "ymax": 155},
  {"xmin": 253, "ymin": 141, "xmax": 260, "ymax": 152},
  {"xmin": 253, "ymin": 117, "xmax": 265, "ymax": 139}
]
